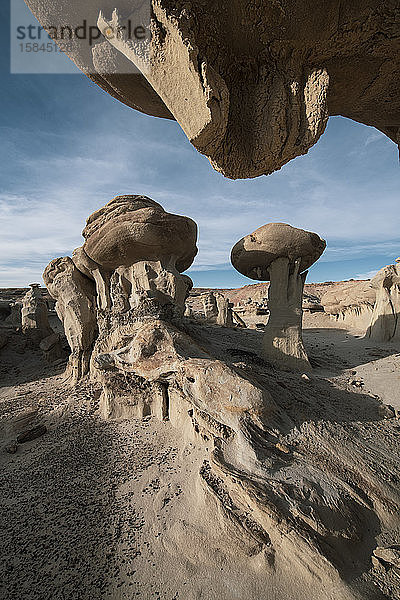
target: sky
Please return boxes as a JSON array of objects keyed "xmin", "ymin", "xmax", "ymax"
[{"xmin": 1, "ymin": 2, "xmax": 399, "ymax": 289}]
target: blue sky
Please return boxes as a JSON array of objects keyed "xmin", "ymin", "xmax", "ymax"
[{"xmin": 1, "ymin": 2, "xmax": 399, "ymax": 289}]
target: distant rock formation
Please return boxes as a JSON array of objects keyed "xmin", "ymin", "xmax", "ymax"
[
  {"xmin": 202, "ymin": 291, "xmax": 234, "ymax": 327},
  {"xmin": 367, "ymin": 263, "xmax": 400, "ymax": 342},
  {"xmin": 303, "ymin": 293, "xmax": 324, "ymax": 313},
  {"xmin": 21, "ymin": 284, "xmax": 53, "ymax": 339},
  {"xmin": 321, "ymin": 281, "xmax": 376, "ymax": 331},
  {"xmin": 202, "ymin": 291, "xmax": 218, "ymax": 322},
  {"xmin": 231, "ymin": 223, "xmax": 326, "ymax": 371},
  {"xmin": 24, "ymin": 1, "xmax": 399, "ymax": 179},
  {"xmin": 5, "ymin": 302, "xmax": 22, "ymax": 328},
  {"xmin": 215, "ymin": 294, "xmax": 234, "ymax": 327}
]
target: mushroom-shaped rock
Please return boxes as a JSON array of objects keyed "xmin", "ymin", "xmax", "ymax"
[
  {"xmin": 24, "ymin": 1, "xmax": 400, "ymax": 179},
  {"xmin": 75, "ymin": 195, "xmax": 198, "ymax": 315},
  {"xmin": 231, "ymin": 224, "xmax": 326, "ymax": 371},
  {"xmin": 43, "ymin": 195, "xmax": 198, "ymax": 386},
  {"xmin": 82, "ymin": 195, "xmax": 197, "ymax": 273},
  {"xmin": 231, "ymin": 223, "xmax": 326, "ymax": 281}
]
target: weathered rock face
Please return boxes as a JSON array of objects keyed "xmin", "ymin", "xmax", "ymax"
[
  {"xmin": 367, "ymin": 264, "xmax": 400, "ymax": 342},
  {"xmin": 21, "ymin": 284, "xmax": 53, "ymax": 339},
  {"xmin": 24, "ymin": 1, "xmax": 400, "ymax": 179},
  {"xmin": 43, "ymin": 195, "xmax": 197, "ymax": 387},
  {"xmin": 321, "ymin": 281, "xmax": 376, "ymax": 332},
  {"xmin": 43, "ymin": 257, "xmax": 97, "ymax": 383},
  {"xmin": 232, "ymin": 223, "xmax": 326, "ymax": 370},
  {"xmin": 202, "ymin": 291, "xmax": 218, "ymax": 322},
  {"xmin": 303, "ymin": 292, "xmax": 324, "ymax": 313}
]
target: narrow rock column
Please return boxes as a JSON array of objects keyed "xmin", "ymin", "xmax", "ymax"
[
  {"xmin": 203, "ymin": 292, "xmax": 218, "ymax": 322},
  {"xmin": 43, "ymin": 257, "xmax": 97, "ymax": 384},
  {"xmin": 367, "ymin": 263, "xmax": 400, "ymax": 342},
  {"xmin": 262, "ymin": 258, "xmax": 310, "ymax": 371},
  {"xmin": 21, "ymin": 283, "xmax": 52, "ymax": 339},
  {"xmin": 216, "ymin": 294, "xmax": 234, "ymax": 327}
]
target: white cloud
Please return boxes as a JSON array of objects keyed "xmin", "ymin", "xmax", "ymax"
[
  {"xmin": 364, "ymin": 131, "xmax": 386, "ymax": 147},
  {"xmin": 0, "ymin": 114, "xmax": 399, "ymax": 287},
  {"xmin": 354, "ymin": 269, "xmax": 378, "ymax": 281},
  {"xmin": 0, "ymin": 265, "xmax": 44, "ymax": 288}
]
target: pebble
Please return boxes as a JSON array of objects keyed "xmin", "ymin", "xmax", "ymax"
[
  {"xmin": 349, "ymin": 378, "xmax": 364, "ymax": 388},
  {"xmin": 4, "ymin": 441, "xmax": 18, "ymax": 454},
  {"xmin": 373, "ymin": 546, "xmax": 400, "ymax": 568}
]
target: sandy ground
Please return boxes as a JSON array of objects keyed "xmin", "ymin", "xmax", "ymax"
[{"xmin": 1, "ymin": 318, "xmax": 399, "ymax": 600}]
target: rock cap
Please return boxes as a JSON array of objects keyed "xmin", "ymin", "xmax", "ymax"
[
  {"xmin": 231, "ymin": 223, "xmax": 326, "ymax": 281},
  {"xmin": 82, "ymin": 195, "xmax": 198, "ymax": 272}
]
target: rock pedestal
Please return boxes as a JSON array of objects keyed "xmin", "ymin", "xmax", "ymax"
[
  {"xmin": 44, "ymin": 195, "xmax": 197, "ymax": 395},
  {"xmin": 203, "ymin": 292, "xmax": 218, "ymax": 322},
  {"xmin": 215, "ymin": 294, "xmax": 234, "ymax": 328},
  {"xmin": 367, "ymin": 263, "xmax": 400, "ymax": 342},
  {"xmin": 231, "ymin": 223, "xmax": 326, "ymax": 371},
  {"xmin": 262, "ymin": 257, "xmax": 310, "ymax": 371}
]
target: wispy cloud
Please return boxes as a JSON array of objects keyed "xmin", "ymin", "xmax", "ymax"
[
  {"xmin": 0, "ymin": 80, "xmax": 399, "ymax": 288},
  {"xmin": 355, "ymin": 269, "xmax": 378, "ymax": 281},
  {"xmin": 364, "ymin": 131, "xmax": 385, "ymax": 147}
]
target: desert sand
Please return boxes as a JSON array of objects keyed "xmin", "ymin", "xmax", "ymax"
[{"xmin": 1, "ymin": 288, "xmax": 399, "ymax": 600}]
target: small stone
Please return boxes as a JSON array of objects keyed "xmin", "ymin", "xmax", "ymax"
[
  {"xmin": 4, "ymin": 441, "xmax": 18, "ymax": 454},
  {"xmin": 16, "ymin": 424, "xmax": 47, "ymax": 444},
  {"xmin": 371, "ymin": 556, "xmax": 384, "ymax": 570},
  {"xmin": 275, "ymin": 442, "xmax": 290, "ymax": 454},
  {"xmin": 373, "ymin": 546, "xmax": 400, "ymax": 568},
  {"xmin": 378, "ymin": 405, "xmax": 396, "ymax": 419},
  {"xmin": 301, "ymin": 374, "xmax": 311, "ymax": 382},
  {"xmin": 350, "ymin": 379, "xmax": 364, "ymax": 388}
]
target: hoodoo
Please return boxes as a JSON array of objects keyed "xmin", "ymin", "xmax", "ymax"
[
  {"xmin": 367, "ymin": 262, "xmax": 400, "ymax": 342},
  {"xmin": 231, "ymin": 223, "xmax": 326, "ymax": 370}
]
